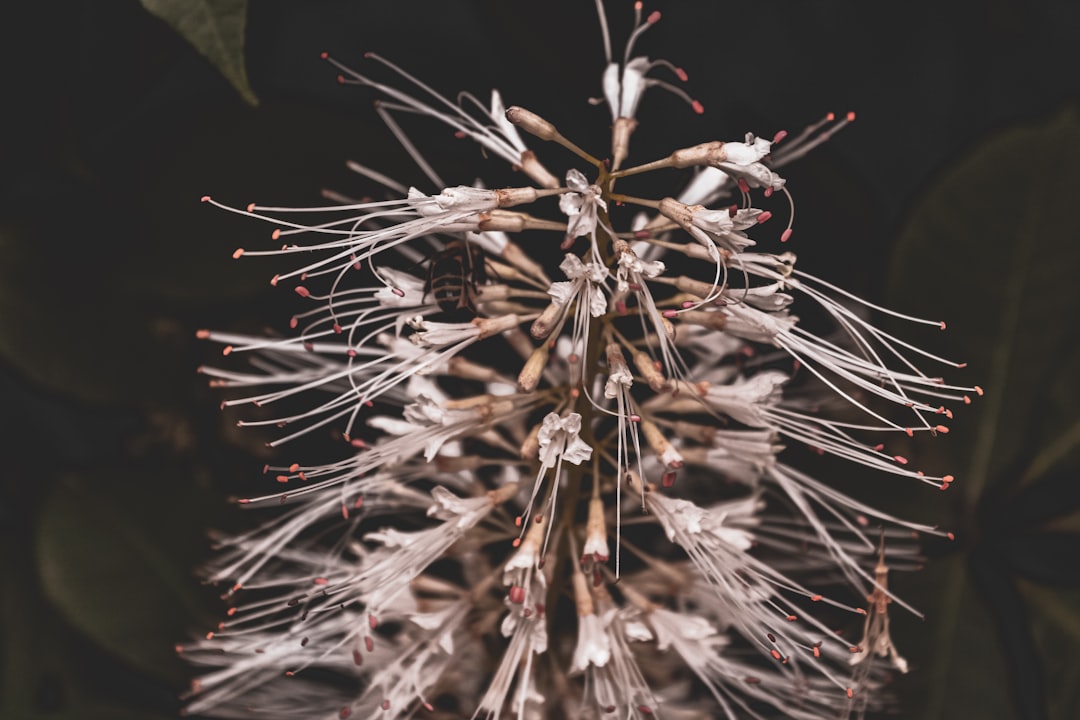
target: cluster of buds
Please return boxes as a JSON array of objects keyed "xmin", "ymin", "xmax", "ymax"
[{"xmin": 183, "ymin": 3, "xmax": 978, "ymax": 718}]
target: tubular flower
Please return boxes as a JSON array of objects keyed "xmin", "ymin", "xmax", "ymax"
[{"xmin": 185, "ymin": 3, "xmax": 977, "ymax": 718}]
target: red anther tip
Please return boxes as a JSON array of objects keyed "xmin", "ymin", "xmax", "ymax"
[
  {"xmin": 634, "ymin": 229, "xmax": 651, "ymax": 239},
  {"xmin": 675, "ymin": 67, "xmax": 689, "ymax": 82},
  {"xmin": 846, "ymin": 111, "xmax": 856, "ymax": 122},
  {"xmin": 847, "ymin": 688, "xmax": 854, "ymax": 699},
  {"xmin": 826, "ymin": 112, "xmax": 836, "ymax": 121},
  {"xmin": 381, "ymin": 701, "xmax": 390, "ymax": 711},
  {"xmin": 781, "ymin": 228, "xmax": 793, "ymax": 242},
  {"xmin": 770, "ymin": 649, "xmax": 782, "ymax": 660},
  {"xmin": 939, "ymin": 321, "xmax": 947, "ymax": 330},
  {"xmin": 904, "ymin": 427, "xmax": 913, "ymax": 437},
  {"xmin": 737, "ymin": 178, "xmax": 750, "ymax": 193},
  {"xmin": 894, "ymin": 455, "xmax": 908, "ymax": 465},
  {"xmin": 232, "ymin": 248, "xmax": 245, "ymax": 259},
  {"xmin": 681, "ymin": 300, "xmax": 695, "ymax": 309},
  {"xmin": 222, "ymin": 345, "xmax": 233, "ymax": 356},
  {"xmin": 963, "ymin": 395, "xmax": 972, "ymax": 404},
  {"xmin": 772, "ymin": 129, "xmax": 788, "ymax": 144},
  {"xmin": 339, "ymin": 708, "xmax": 351, "ymax": 719},
  {"xmin": 270, "ymin": 274, "xmax": 280, "ymax": 286},
  {"xmin": 757, "ymin": 210, "xmax": 773, "ymax": 224},
  {"xmin": 947, "ymin": 531, "xmax": 956, "ymax": 541},
  {"xmin": 200, "ymin": 195, "xmax": 211, "ymax": 203},
  {"xmin": 336, "ymin": 74, "xmax": 345, "ymax": 84},
  {"xmin": 295, "ymin": 286, "xmax": 310, "ymax": 298},
  {"xmin": 289, "ymin": 463, "xmax": 300, "ymax": 471},
  {"xmin": 958, "ymin": 362, "xmax": 968, "ymax": 369},
  {"xmin": 363, "ymin": 51, "xmax": 374, "ymax": 59},
  {"xmin": 691, "ymin": 99, "xmax": 704, "ymax": 115},
  {"xmin": 662, "ymin": 309, "xmax": 678, "ymax": 318},
  {"xmin": 974, "ymin": 385, "xmax": 984, "ymax": 396},
  {"xmin": 511, "ymin": 537, "xmax": 522, "ymax": 547},
  {"xmin": 647, "ymin": 10, "xmax": 661, "ymax": 24},
  {"xmin": 320, "ymin": 51, "xmax": 329, "ymax": 60},
  {"xmin": 786, "ymin": 614, "xmax": 797, "ymax": 622},
  {"xmin": 271, "ymin": 229, "xmax": 282, "ymax": 240},
  {"xmin": 196, "ymin": 329, "xmax": 210, "ymax": 339},
  {"xmin": 810, "ymin": 594, "xmax": 823, "ymax": 601},
  {"xmin": 943, "ymin": 474, "xmax": 955, "ymax": 483},
  {"xmin": 246, "ymin": 202, "xmax": 256, "ymax": 213},
  {"xmin": 935, "ymin": 425, "xmax": 950, "ymax": 434},
  {"xmin": 313, "ymin": 577, "xmax": 328, "ymax": 585},
  {"xmin": 508, "ymin": 585, "xmax": 526, "ymax": 604},
  {"xmin": 276, "ymin": 475, "xmax": 288, "ymax": 483},
  {"xmin": 764, "ymin": 187, "xmax": 774, "ymax": 198}
]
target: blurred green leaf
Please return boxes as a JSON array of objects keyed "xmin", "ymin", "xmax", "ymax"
[
  {"xmin": 889, "ymin": 107, "xmax": 1080, "ymax": 719},
  {"xmin": 139, "ymin": 0, "xmax": 257, "ymax": 105},
  {"xmin": 35, "ymin": 469, "xmax": 218, "ymax": 685}
]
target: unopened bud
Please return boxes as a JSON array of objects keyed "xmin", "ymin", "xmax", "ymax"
[
  {"xmin": 518, "ymin": 344, "xmax": 550, "ymax": 392},
  {"xmin": 476, "ymin": 313, "xmax": 522, "ymax": 339},
  {"xmin": 640, "ymin": 418, "xmax": 684, "ymax": 467},
  {"xmin": 520, "ymin": 422, "xmax": 542, "ymax": 460},
  {"xmin": 506, "ymin": 106, "xmax": 558, "ymax": 141},
  {"xmin": 447, "ymin": 356, "xmax": 502, "ymax": 383},
  {"xmin": 443, "ymin": 393, "xmax": 496, "ymax": 411},
  {"xmin": 488, "ymin": 482, "xmax": 522, "ymax": 505},
  {"xmin": 678, "ymin": 309, "xmax": 728, "ymax": 331},
  {"xmin": 531, "ymin": 302, "xmax": 563, "ymax": 340},
  {"xmin": 673, "ymin": 275, "xmax": 720, "ymax": 299},
  {"xmin": 494, "ymin": 186, "xmax": 540, "ymax": 208},
  {"xmin": 632, "ymin": 350, "xmax": 669, "ymax": 392},
  {"xmin": 669, "ymin": 141, "xmax": 727, "ymax": 169}
]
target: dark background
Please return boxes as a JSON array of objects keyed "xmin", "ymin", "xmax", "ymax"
[{"xmin": 2, "ymin": 1, "xmax": 1079, "ymax": 718}]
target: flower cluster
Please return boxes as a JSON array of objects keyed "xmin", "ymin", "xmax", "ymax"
[{"xmin": 184, "ymin": 4, "xmax": 978, "ymax": 718}]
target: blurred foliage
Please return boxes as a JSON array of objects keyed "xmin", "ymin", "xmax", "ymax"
[
  {"xmin": 1, "ymin": 1, "xmax": 1078, "ymax": 719},
  {"xmin": 139, "ymin": 0, "xmax": 256, "ymax": 105},
  {"xmin": 888, "ymin": 108, "xmax": 1080, "ymax": 720}
]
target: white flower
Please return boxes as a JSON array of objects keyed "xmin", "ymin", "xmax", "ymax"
[
  {"xmin": 537, "ymin": 412, "xmax": 593, "ymax": 469},
  {"xmin": 559, "ymin": 168, "xmax": 607, "ymax": 243},
  {"xmin": 548, "ymin": 253, "xmax": 608, "ymax": 317},
  {"xmin": 570, "ymin": 613, "xmax": 611, "ymax": 673}
]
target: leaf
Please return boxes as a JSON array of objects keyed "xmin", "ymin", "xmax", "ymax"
[
  {"xmin": 139, "ymin": 0, "xmax": 257, "ymax": 105},
  {"xmin": 35, "ymin": 470, "xmax": 219, "ymax": 684},
  {"xmin": 887, "ymin": 107, "xmax": 1080, "ymax": 719}
]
